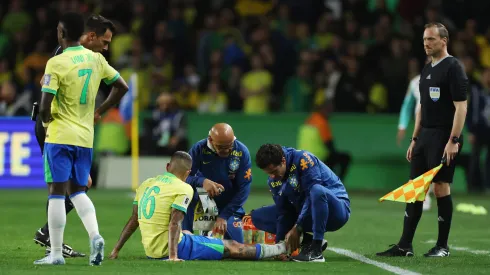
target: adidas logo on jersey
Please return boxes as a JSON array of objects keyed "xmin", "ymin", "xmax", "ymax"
[{"xmin": 426, "ymin": 74, "xmax": 431, "ymax": 79}]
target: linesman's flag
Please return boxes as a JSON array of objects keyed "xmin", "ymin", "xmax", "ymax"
[{"xmin": 379, "ymin": 163, "xmax": 443, "ymax": 203}]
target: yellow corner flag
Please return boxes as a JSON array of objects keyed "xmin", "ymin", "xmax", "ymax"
[{"xmin": 379, "ymin": 163, "xmax": 443, "ymax": 203}]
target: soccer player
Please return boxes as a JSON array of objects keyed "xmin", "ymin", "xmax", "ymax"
[
  {"xmin": 183, "ymin": 123, "xmax": 252, "ymax": 243},
  {"xmin": 255, "ymin": 144, "xmax": 351, "ymax": 262},
  {"xmin": 34, "ymin": 12, "xmax": 129, "ymax": 265},
  {"xmin": 109, "ymin": 151, "xmax": 287, "ymax": 261},
  {"xmin": 32, "ymin": 14, "xmax": 117, "ymax": 258},
  {"xmin": 377, "ymin": 22, "xmax": 467, "ymax": 258}
]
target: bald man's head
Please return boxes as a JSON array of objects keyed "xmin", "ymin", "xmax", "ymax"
[
  {"xmin": 208, "ymin": 123, "xmax": 235, "ymax": 157},
  {"xmin": 166, "ymin": 151, "xmax": 192, "ymax": 181}
]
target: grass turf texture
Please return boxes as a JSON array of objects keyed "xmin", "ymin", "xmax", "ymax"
[{"xmin": 0, "ymin": 190, "xmax": 489, "ymax": 274}]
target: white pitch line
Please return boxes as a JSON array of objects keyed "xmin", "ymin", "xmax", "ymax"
[
  {"xmin": 328, "ymin": 247, "xmax": 421, "ymax": 275},
  {"xmin": 424, "ymin": 240, "xmax": 490, "ymax": 255}
]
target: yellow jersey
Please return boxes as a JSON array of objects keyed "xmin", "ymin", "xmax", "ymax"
[
  {"xmin": 133, "ymin": 172, "xmax": 194, "ymax": 258},
  {"xmin": 41, "ymin": 45, "xmax": 120, "ymax": 148}
]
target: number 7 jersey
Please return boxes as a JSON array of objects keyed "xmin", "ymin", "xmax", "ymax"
[{"xmin": 41, "ymin": 45, "xmax": 120, "ymax": 148}]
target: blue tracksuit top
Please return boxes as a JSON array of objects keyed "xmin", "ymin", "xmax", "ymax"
[
  {"xmin": 268, "ymin": 147, "xmax": 349, "ymax": 241},
  {"xmin": 186, "ymin": 139, "xmax": 252, "ymax": 220}
]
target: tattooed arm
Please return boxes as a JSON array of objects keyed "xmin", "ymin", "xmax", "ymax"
[{"xmin": 109, "ymin": 205, "xmax": 139, "ymax": 259}]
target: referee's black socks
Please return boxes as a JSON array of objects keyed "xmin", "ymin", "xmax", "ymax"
[
  {"xmin": 398, "ymin": 201, "xmax": 423, "ymax": 248},
  {"xmin": 436, "ymin": 195, "xmax": 453, "ymax": 248}
]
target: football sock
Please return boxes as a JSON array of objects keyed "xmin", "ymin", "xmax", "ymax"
[
  {"xmin": 70, "ymin": 192, "xmax": 99, "ymax": 240},
  {"xmin": 311, "ymin": 239, "xmax": 323, "ymax": 252},
  {"xmin": 398, "ymin": 201, "xmax": 423, "ymax": 248},
  {"xmin": 41, "ymin": 196, "xmax": 75, "ymax": 237},
  {"xmin": 47, "ymin": 196, "xmax": 66, "ymax": 258},
  {"xmin": 302, "ymin": 232, "xmax": 313, "ymax": 244},
  {"xmin": 436, "ymin": 195, "xmax": 453, "ymax": 248},
  {"xmin": 257, "ymin": 242, "xmax": 287, "ymax": 259}
]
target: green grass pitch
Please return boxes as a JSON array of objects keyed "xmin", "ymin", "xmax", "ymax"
[{"xmin": 0, "ymin": 189, "xmax": 488, "ymax": 274}]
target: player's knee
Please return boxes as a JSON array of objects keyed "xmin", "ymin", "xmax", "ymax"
[
  {"xmin": 433, "ymin": 182, "xmax": 450, "ymax": 197},
  {"xmin": 69, "ymin": 182, "xmax": 87, "ymax": 196},
  {"xmin": 310, "ymin": 184, "xmax": 326, "ymax": 200},
  {"xmin": 48, "ymin": 183, "xmax": 67, "ymax": 196}
]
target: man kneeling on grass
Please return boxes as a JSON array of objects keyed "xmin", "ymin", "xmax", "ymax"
[{"xmin": 109, "ymin": 151, "xmax": 286, "ymax": 261}]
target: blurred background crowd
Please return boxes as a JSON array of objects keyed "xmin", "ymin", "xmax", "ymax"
[{"xmin": 0, "ymin": 0, "xmax": 489, "ymax": 192}]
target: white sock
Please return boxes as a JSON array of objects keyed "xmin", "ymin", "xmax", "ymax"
[
  {"xmin": 70, "ymin": 192, "xmax": 99, "ymax": 240},
  {"xmin": 259, "ymin": 242, "xmax": 287, "ymax": 259},
  {"xmin": 48, "ymin": 197, "xmax": 66, "ymax": 258}
]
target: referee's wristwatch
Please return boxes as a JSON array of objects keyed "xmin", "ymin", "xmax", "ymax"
[
  {"xmin": 410, "ymin": 137, "xmax": 418, "ymax": 142},
  {"xmin": 450, "ymin": 136, "xmax": 460, "ymax": 144}
]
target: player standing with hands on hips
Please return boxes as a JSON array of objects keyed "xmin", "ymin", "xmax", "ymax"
[{"xmin": 377, "ymin": 23, "xmax": 468, "ymax": 258}]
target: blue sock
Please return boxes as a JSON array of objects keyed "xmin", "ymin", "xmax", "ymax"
[{"xmin": 254, "ymin": 244, "xmax": 262, "ymax": 260}]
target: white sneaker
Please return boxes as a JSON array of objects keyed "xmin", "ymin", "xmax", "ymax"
[
  {"xmin": 423, "ymin": 193, "xmax": 432, "ymax": 211},
  {"xmin": 34, "ymin": 254, "xmax": 65, "ymax": 265},
  {"xmin": 89, "ymin": 235, "xmax": 105, "ymax": 266}
]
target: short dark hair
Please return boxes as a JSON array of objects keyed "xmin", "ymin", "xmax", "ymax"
[
  {"xmin": 171, "ymin": 151, "xmax": 192, "ymax": 171},
  {"xmin": 60, "ymin": 12, "xmax": 85, "ymax": 41},
  {"xmin": 85, "ymin": 14, "xmax": 116, "ymax": 36},
  {"xmin": 255, "ymin": 144, "xmax": 284, "ymax": 169},
  {"xmin": 424, "ymin": 22, "xmax": 449, "ymax": 40}
]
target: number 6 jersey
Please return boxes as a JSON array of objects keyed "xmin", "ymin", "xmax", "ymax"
[
  {"xmin": 41, "ymin": 45, "xmax": 120, "ymax": 148},
  {"xmin": 134, "ymin": 172, "xmax": 194, "ymax": 258}
]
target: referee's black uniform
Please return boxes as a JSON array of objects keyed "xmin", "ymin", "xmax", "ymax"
[
  {"xmin": 33, "ymin": 45, "xmax": 62, "ymax": 153},
  {"xmin": 412, "ymin": 56, "xmax": 467, "ymax": 184},
  {"xmin": 377, "ymin": 55, "xmax": 468, "ymax": 258}
]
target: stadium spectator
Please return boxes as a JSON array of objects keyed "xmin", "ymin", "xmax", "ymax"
[
  {"xmin": 467, "ymin": 67, "xmax": 490, "ymax": 192},
  {"xmin": 140, "ymin": 92, "xmax": 188, "ymax": 156}
]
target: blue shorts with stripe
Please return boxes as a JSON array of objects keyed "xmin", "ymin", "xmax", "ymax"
[
  {"xmin": 43, "ymin": 143, "xmax": 92, "ymax": 186},
  {"xmin": 148, "ymin": 234, "xmax": 224, "ymax": 261}
]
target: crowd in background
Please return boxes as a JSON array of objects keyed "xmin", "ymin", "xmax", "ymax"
[
  {"xmin": 0, "ymin": 0, "xmax": 489, "ymax": 191},
  {"xmin": 1, "ymin": 0, "xmax": 490, "ymax": 116}
]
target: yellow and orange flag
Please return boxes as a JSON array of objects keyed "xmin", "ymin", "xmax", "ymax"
[{"xmin": 379, "ymin": 163, "xmax": 443, "ymax": 203}]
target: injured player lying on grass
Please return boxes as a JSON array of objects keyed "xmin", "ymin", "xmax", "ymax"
[{"xmin": 109, "ymin": 151, "xmax": 287, "ymax": 261}]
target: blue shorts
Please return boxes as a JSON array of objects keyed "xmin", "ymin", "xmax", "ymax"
[
  {"xmin": 43, "ymin": 143, "xmax": 92, "ymax": 186},
  {"xmin": 178, "ymin": 234, "xmax": 224, "ymax": 260},
  {"xmin": 148, "ymin": 234, "xmax": 224, "ymax": 261}
]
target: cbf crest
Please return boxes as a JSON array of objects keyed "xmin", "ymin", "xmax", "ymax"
[
  {"xmin": 429, "ymin": 87, "xmax": 440, "ymax": 102},
  {"xmin": 228, "ymin": 157, "xmax": 240, "ymax": 179},
  {"xmin": 288, "ymin": 174, "xmax": 299, "ymax": 189}
]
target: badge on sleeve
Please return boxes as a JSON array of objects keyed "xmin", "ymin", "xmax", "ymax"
[
  {"xmin": 44, "ymin": 74, "xmax": 51, "ymax": 86},
  {"xmin": 429, "ymin": 87, "xmax": 440, "ymax": 102}
]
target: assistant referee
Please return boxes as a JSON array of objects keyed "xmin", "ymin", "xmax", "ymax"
[{"xmin": 377, "ymin": 23, "xmax": 468, "ymax": 258}]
